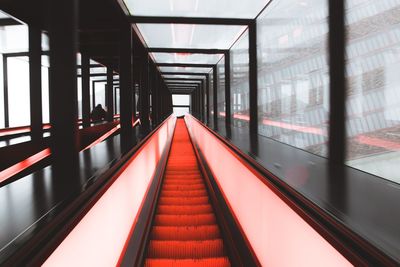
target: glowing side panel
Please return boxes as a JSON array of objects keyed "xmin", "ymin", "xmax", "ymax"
[
  {"xmin": 185, "ymin": 115, "xmax": 352, "ymax": 267},
  {"xmin": 0, "ymin": 148, "xmax": 51, "ymax": 183},
  {"xmin": 44, "ymin": 117, "xmax": 176, "ymax": 267}
]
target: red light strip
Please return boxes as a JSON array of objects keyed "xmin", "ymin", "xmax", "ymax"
[
  {"xmin": 356, "ymin": 135, "xmax": 400, "ymax": 151},
  {"xmin": 185, "ymin": 115, "xmax": 351, "ymax": 266},
  {"xmin": 43, "ymin": 117, "xmax": 176, "ymax": 266},
  {"xmin": 0, "ymin": 148, "xmax": 51, "ymax": 183},
  {"xmin": 83, "ymin": 124, "xmax": 121, "ymax": 151}
]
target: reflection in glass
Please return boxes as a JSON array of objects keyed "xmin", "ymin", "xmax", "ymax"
[
  {"xmin": 231, "ymin": 30, "xmax": 249, "ymax": 127},
  {"xmin": 257, "ymin": 0, "xmax": 329, "ymax": 157},
  {"xmin": 209, "ymin": 71, "xmax": 214, "ymax": 126},
  {"xmin": 217, "ymin": 60, "xmax": 225, "ymax": 120},
  {"xmin": 345, "ymin": 0, "xmax": 400, "ymax": 184}
]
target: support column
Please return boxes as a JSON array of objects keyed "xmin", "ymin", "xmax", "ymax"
[
  {"xmin": 249, "ymin": 21, "xmax": 258, "ymax": 151},
  {"xmin": 29, "ymin": 26, "xmax": 43, "ymax": 140},
  {"xmin": 48, "ymin": 0, "xmax": 79, "ymax": 182},
  {"xmin": 224, "ymin": 52, "xmax": 231, "ymax": 126},
  {"xmin": 328, "ymin": 0, "xmax": 346, "ymax": 206},
  {"xmin": 119, "ymin": 25, "xmax": 133, "ymax": 140},
  {"xmin": 81, "ymin": 54, "xmax": 90, "ymax": 127},
  {"xmin": 106, "ymin": 66, "xmax": 114, "ymax": 122}
]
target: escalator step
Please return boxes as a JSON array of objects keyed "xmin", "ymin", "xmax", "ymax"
[
  {"xmin": 161, "ymin": 189, "xmax": 208, "ymax": 198},
  {"xmin": 153, "ymin": 214, "xmax": 217, "ymax": 226},
  {"xmin": 157, "ymin": 204, "xmax": 213, "ymax": 215},
  {"xmin": 144, "ymin": 257, "xmax": 231, "ymax": 267},
  {"xmin": 151, "ymin": 225, "xmax": 221, "ymax": 240},
  {"xmin": 147, "ymin": 239, "xmax": 225, "ymax": 258},
  {"xmin": 158, "ymin": 196, "xmax": 209, "ymax": 205}
]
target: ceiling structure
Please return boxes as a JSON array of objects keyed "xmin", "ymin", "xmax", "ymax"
[{"xmin": 121, "ymin": 0, "xmax": 271, "ymax": 93}]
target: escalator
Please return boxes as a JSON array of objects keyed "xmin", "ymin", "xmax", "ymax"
[{"xmin": 144, "ymin": 119, "xmax": 231, "ymax": 267}]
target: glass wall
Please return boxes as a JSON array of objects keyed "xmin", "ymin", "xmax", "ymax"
[
  {"xmin": 8, "ymin": 56, "xmax": 30, "ymax": 127},
  {"xmin": 345, "ymin": 0, "xmax": 400, "ymax": 184},
  {"xmin": 230, "ymin": 30, "xmax": 250, "ymax": 127},
  {"xmin": 257, "ymin": 0, "xmax": 329, "ymax": 157},
  {"xmin": 216, "ymin": 59, "xmax": 225, "ymax": 121},
  {"xmin": 209, "ymin": 71, "xmax": 214, "ymax": 126},
  {"xmin": 42, "ymin": 55, "xmax": 50, "ymax": 124}
]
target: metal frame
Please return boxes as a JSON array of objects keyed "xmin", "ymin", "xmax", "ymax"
[
  {"xmin": 129, "ymin": 16, "xmax": 252, "ymax": 25},
  {"xmin": 148, "ymin": 48, "xmax": 227, "ymax": 54}
]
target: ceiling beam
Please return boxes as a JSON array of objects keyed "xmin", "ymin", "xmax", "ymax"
[
  {"xmin": 157, "ymin": 63, "xmax": 215, "ymax": 68},
  {"xmin": 0, "ymin": 18, "xmax": 21, "ymax": 26},
  {"xmin": 165, "ymin": 78, "xmax": 205, "ymax": 82},
  {"xmin": 149, "ymin": 48, "xmax": 228, "ymax": 54},
  {"xmin": 162, "ymin": 72, "xmax": 210, "ymax": 76},
  {"xmin": 129, "ymin": 16, "xmax": 252, "ymax": 26}
]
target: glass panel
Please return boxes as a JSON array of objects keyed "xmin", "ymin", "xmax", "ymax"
[
  {"xmin": 115, "ymin": 88, "xmax": 120, "ymax": 114},
  {"xmin": 345, "ymin": 0, "xmax": 400, "ymax": 184},
  {"xmin": 0, "ymin": 25, "xmax": 29, "ymax": 53},
  {"xmin": 95, "ymin": 82, "xmax": 106, "ymax": 108},
  {"xmin": 77, "ymin": 77, "xmax": 82, "ymax": 119},
  {"xmin": 172, "ymin": 94, "xmax": 190, "ymax": 106},
  {"xmin": 209, "ymin": 71, "xmax": 214, "ymax": 126},
  {"xmin": 0, "ymin": 56, "xmax": 4, "ymax": 128},
  {"xmin": 42, "ymin": 56, "xmax": 50, "ymax": 123},
  {"xmin": 8, "ymin": 57, "xmax": 30, "ymax": 127},
  {"xmin": 257, "ymin": 0, "xmax": 329, "ymax": 157},
  {"xmin": 123, "ymin": 0, "xmax": 270, "ymax": 19},
  {"xmin": 231, "ymin": 30, "xmax": 249, "ymax": 127},
  {"xmin": 217, "ymin": 59, "xmax": 225, "ymax": 119},
  {"xmin": 151, "ymin": 53, "xmax": 222, "ymax": 64},
  {"xmin": 136, "ymin": 24, "xmax": 246, "ymax": 49},
  {"xmin": 159, "ymin": 66, "xmax": 212, "ymax": 73},
  {"xmin": 173, "ymin": 107, "xmax": 190, "ymax": 117}
]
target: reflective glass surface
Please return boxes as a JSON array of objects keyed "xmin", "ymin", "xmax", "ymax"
[
  {"xmin": 152, "ymin": 52, "xmax": 222, "ymax": 64},
  {"xmin": 345, "ymin": 0, "xmax": 400, "ymax": 184},
  {"xmin": 136, "ymin": 24, "xmax": 246, "ymax": 49},
  {"xmin": 8, "ymin": 57, "xmax": 30, "ymax": 127},
  {"xmin": 217, "ymin": 59, "xmax": 225, "ymax": 119},
  {"xmin": 123, "ymin": 0, "xmax": 270, "ymax": 19},
  {"xmin": 231, "ymin": 30, "xmax": 249, "ymax": 127},
  {"xmin": 0, "ymin": 55, "xmax": 4, "ymax": 128},
  {"xmin": 209, "ymin": 71, "xmax": 214, "ymax": 126},
  {"xmin": 257, "ymin": 0, "xmax": 329, "ymax": 157}
]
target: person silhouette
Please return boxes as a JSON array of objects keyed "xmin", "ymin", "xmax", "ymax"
[{"xmin": 91, "ymin": 104, "xmax": 107, "ymax": 121}]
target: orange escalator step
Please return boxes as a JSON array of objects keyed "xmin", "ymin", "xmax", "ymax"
[
  {"xmin": 147, "ymin": 239, "xmax": 225, "ymax": 259},
  {"xmin": 157, "ymin": 204, "xmax": 213, "ymax": 215},
  {"xmin": 144, "ymin": 257, "xmax": 231, "ymax": 267},
  {"xmin": 151, "ymin": 225, "xmax": 221, "ymax": 240},
  {"xmin": 158, "ymin": 196, "xmax": 209, "ymax": 206},
  {"xmin": 153, "ymin": 214, "xmax": 217, "ymax": 226}
]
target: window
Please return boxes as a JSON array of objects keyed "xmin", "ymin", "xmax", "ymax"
[
  {"xmin": 8, "ymin": 56, "xmax": 30, "ymax": 127},
  {"xmin": 257, "ymin": 0, "xmax": 329, "ymax": 157},
  {"xmin": 345, "ymin": 0, "xmax": 400, "ymax": 184},
  {"xmin": 231, "ymin": 30, "xmax": 250, "ymax": 127},
  {"xmin": 217, "ymin": 59, "xmax": 225, "ymax": 120}
]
